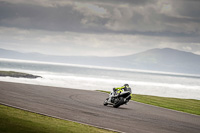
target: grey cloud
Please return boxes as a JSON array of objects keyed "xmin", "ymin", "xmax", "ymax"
[
  {"xmin": 0, "ymin": 0, "xmax": 200, "ymax": 38},
  {"xmin": 19, "ymin": 0, "xmax": 156, "ymax": 6},
  {"xmin": 75, "ymin": 0, "xmax": 156, "ymax": 5},
  {"xmin": 171, "ymin": 0, "xmax": 200, "ymax": 18},
  {"xmin": 0, "ymin": 2, "xmax": 85, "ymax": 32}
]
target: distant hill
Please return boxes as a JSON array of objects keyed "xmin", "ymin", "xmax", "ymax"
[
  {"xmin": 116, "ymin": 48, "xmax": 200, "ymax": 74},
  {"xmin": 0, "ymin": 48, "xmax": 200, "ymax": 75}
]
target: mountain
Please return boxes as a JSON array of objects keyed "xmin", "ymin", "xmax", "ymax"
[
  {"xmin": 116, "ymin": 48, "xmax": 200, "ymax": 74},
  {"xmin": 0, "ymin": 48, "xmax": 200, "ymax": 75}
]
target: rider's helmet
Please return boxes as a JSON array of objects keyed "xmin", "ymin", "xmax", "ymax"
[
  {"xmin": 124, "ymin": 84, "xmax": 129, "ymax": 87},
  {"xmin": 124, "ymin": 84, "xmax": 131, "ymax": 92}
]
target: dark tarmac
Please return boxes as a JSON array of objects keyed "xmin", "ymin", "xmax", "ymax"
[{"xmin": 0, "ymin": 81, "xmax": 200, "ymax": 133}]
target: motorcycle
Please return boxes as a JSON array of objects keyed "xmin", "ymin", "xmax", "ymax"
[{"xmin": 103, "ymin": 88, "xmax": 132, "ymax": 108}]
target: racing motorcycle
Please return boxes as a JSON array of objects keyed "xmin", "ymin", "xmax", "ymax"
[{"xmin": 103, "ymin": 88, "xmax": 132, "ymax": 108}]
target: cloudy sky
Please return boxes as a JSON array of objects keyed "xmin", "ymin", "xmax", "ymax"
[{"xmin": 0, "ymin": 0, "xmax": 200, "ymax": 56}]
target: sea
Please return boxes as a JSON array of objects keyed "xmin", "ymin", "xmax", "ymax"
[{"xmin": 0, "ymin": 58, "xmax": 200, "ymax": 100}]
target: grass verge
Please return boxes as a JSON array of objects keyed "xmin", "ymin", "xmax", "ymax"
[
  {"xmin": 0, "ymin": 104, "xmax": 115, "ymax": 133},
  {"xmin": 99, "ymin": 90, "xmax": 200, "ymax": 115}
]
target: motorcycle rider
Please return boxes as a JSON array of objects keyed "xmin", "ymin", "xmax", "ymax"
[{"xmin": 107, "ymin": 84, "xmax": 132, "ymax": 103}]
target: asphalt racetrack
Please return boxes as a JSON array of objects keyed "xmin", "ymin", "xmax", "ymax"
[{"xmin": 0, "ymin": 81, "xmax": 200, "ymax": 133}]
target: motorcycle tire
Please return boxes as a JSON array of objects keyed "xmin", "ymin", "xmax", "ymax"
[
  {"xmin": 103, "ymin": 98, "xmax": 109, "ymax": 106},
  {"xmin": 113, "ymin": 97, "xmax": 124, "ymax": 108}
]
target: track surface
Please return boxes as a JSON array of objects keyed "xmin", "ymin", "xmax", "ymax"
[{"xmin": 0, "ymin": 81, "xmax": 200, "ymax": 133}]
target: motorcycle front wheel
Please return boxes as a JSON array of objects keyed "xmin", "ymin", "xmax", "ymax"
[{"xmin": 103, "ymin": 98, "xmax": 109, "ymax": 106}]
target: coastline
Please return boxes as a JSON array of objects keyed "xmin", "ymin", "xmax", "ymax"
[
  {"xmin": 0, "ymin": 71, "xmax": 42, "ymax": 79},
  {"xmin": 1, "ymin": 59, "xmax": 200, "ymax": 100}
]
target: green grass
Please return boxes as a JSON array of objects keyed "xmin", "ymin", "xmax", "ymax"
[
  {"xmin": 0, "ymin": 71, "xmax": 41, "ymax": 78},
  {"xmin": 0, "ymin": 71, "xmax": 29, "ymax": 76},
  {"xmin": 0, "ymin": 104, "xmax": 115, "ymax": 133},
  {"xmin": 99, "ymin": 90, "xmax": 200, "ymax": 115}
]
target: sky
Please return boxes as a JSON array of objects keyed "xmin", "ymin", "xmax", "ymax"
[{"xmin": 0, "ymin": 0, "xmax": 200, "ymax": 57}]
